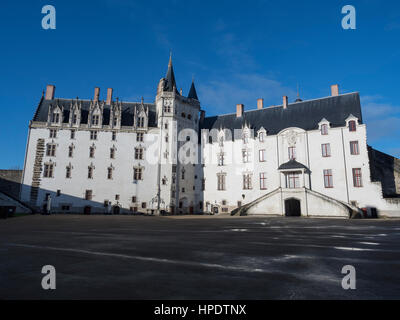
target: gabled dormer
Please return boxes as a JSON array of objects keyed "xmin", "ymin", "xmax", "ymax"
[
  {"xmin": 257, "ymin": 127, "xmax": 267, "ymax": 142},
  {"xmin": 69, "ymin": 99, "xmax": 82, "ymax": 127},
  {"xmin": 318, "ymin": 118, "xmax": 331, "ymax": 135},
  {"xmin": 110, "ymin": 102, "xmax": 122, "ymax": 129},
  {"xmin": 89, "ymin": 100, "xmax": 104, "ymax": 129},
  {"xmin": 134, "ymin": 101, "xmax": 148, "ymax": 130},
  {"xmin": 48, "ymin": 102, "xmax": 63, "ymax": 127},
  {"xmin": 345, "ymin": 114, "xmax": 359, "ymax": 132}
]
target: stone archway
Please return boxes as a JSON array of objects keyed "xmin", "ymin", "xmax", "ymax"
[{"xmin": 285, "ymin": 198, "xmax": 301, "ymax": 217}]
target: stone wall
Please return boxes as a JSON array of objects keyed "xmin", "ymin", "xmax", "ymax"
[{"xmin": 0, "ymin": 170, "xmax": 22, "ymax": 199}]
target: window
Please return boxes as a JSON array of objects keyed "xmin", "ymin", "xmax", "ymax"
[
  {"xmin": 135, "ymin": 147, "xmax": 144, "ymax": 160},
  {"xmin": 259, "ymin": 132, "xmax": 264, "ymax": 142},
  {"xmin": 165, "ymin": 135, "xmax": 169, "ymax": 143},
  {"xmin": 46, "ymin": 144, "xmax": 56, "ymax": 157},
  {"xmin": 165, "ymin": 123, "xmax": 168, "ymax": 130},
  {"xmin": 287, "ymin": 173, "xmax": 300, "ymax": 189},
  {"xmin": 181, "ymin": 112, "xmax": 186, "ymax": 118},
  {"xmin": 132, "ymin": 196, "xmax": 137, "ymax": 203},
  {"xmin": 321, "ymin": 124, "xmax": 329, "ymax": 135},
  {"xmin": 141, "ymin": 202, "xmax": 147, "ymax": 209},
  {"xmin": 110, "ymin": 148, "xmax": 115, "ymax": 159},
  {"xmin": 208, "ymin": 136, "xmax": 213, "ymax": 144},
  {"xmin": 324, "ymin": 169, "xmax": 333, "ymax": 188},
  {"xmin": 182, "ymin": 188, "xmax": 185, "ymax": 193},
  {"xmin": 321, "ymin": 144, "xmax": 331, "ymax": 157},
  {"xmin": 90, "ymin": 131, "xmax": 98, "ymax": 140},
  {"xmin": 219, "ymin": 137, "xmax": 224, "ymax": 147},
  {"xmin": 112, "ymin": 132, "xmax": 116, "ymax": 141},
  {"xmin": 237, "ymin": 201, "xmax": 242, "ymax": 208},
  {"xmin": 243, "ymin": 174, "xmax": 252, "ymax": 190},
  {"xmin": 115, "ymin": 194, "xmax": 120, "ymax": 201},
  {"xmin": 181, "ymin": 170, "xmax": 185, "ymax": 180},
  {"xmin": 164, "ymin": 105, "xmax": 171, "ymax": 113},
  {"xmin": 66, "ymin": 166, "xmax": 71, "ymax": 179},
  {"xmin": 72, "ymin": 113, "xmax": 78, "ymax": 125},
  {"xmin": 288, "ymin": 147, "xmax": 296, "ymax": 160},
  {"xmin": 186, "ymin": 136, "xmax": 191, "ymax": 141},
  {"xmin": 89, "ymin": 146, "xmax": 95, "ymax": 158},
  {"xmin": 137, "ymin": 117, "xmax": 145, "ymax": 128},
  {"xmin": 70, "ymin": 130, "xmax": 75, "ymax": 139},
  {"xmin": 162, "ymin": 177, "xmax": 167, "ymax": 185},
  {"xmin": 49, "ymin": 129, "xmax": 57, "ymax": 138},
  {"xmin": 85, "ymin": 190, "xmax": 92, "ymax": 200},
  {"xmin": 353, "ymin": 168, "xmax": 363, "ymax": 187},
  {"xmin": 242, "ymin": 150, "xmax": 250, "ymax": 163},
  {"xmin": 350, "ymin": 141, "xmax": 359, "ymax": 155},
  {"xmin": 56, "ymin": 190, "xmax": 61, "ymax": 197},
  {"xmin": 137, "ymin": 133, "xmax": 144, "ymax": 142},
  {"xmin": 217, "ymin": 174, "xmax": 226, "ymax": 191},
  {"xmin": 202, "ymin": 178, "xmax": 205, "ymax": 191},
  {"xmin": 260, "ymin": 173, "xmax": 267, "ymax": 190},
  {"xmin": 51, "ymin": 111, "xmax": 60, "ymax": 123},
  {"xmin": 134, "ymin": 168, "xmax": 143, "ymax": 181},
  {"xmin": 113, "ymin": 117, "xmax": 118, "ymax": 127},
  {"xmin": 243, "ymin": 133, "xmax": 249, "ymax": 144},
  {"xmin": 218, "ymin": 153, "xmax": 225, "ymax": 166},
  {"xmin": 68, "ymin": 146, "xmax": 73, "ymax": 158},
  {"xmin": 107, "ymin": 167, "xmax": 113, "ymax": 180},
  {"xmin": 259, "ymin": 149, "xmax": 266, "ymax": 162},
  {"xmin": 88, "ymin": 166, "xmax": 94, "ymax": 179},
  {"xmin": 43, "ymin": 164, "xmax": 54, "ymax": 178},
  {"xmin": 92, "ymin": 115, "xmax": 100, "ymax": 125},
  {"xmin": 188, "ymin": 114, "xmax": 192, "ymax": 120},
  {"xmin": 349, "ymin": 120, "xmax": 357, "ymax": 132}
]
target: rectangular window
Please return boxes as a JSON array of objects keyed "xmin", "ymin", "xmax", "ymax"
[
  {"xmin": 353, "ymin": 168, "xmax": 363, "ymax": 187},
  {"xmin": 217, "ymin": 174, "xmax": 226, "ymax": 191},
  {"xmin": 349, "ymin": 120, "xmax": 357, "ymax": 132},
  {"xmin": 135, "ymin": 148, "xmax": 143, "ymax": 160},
  {"xmin": 321, "ymin": 124, "xmax": 329, "ymax": 135},
  {"xmin": 66, "ymin": 166, "xmax": 71, "ymax": 179},
  {"xmin": 113, "ymin": 117, "xmax": 118, "ymax": 127},
  {"xmin": 201, "ymin": 178, "xmax": 205, "ymax": 191},
  {"xmin": 137, "ymin": 117, "xmax": 145, "ymax": 128},
  {"xmin": 68, "ymin": 146, "xmax": 73, "ymax": 158},
  {"xmin": 141, "ymin": 202, "xmax": 147, "ymax": 209},
  {"xmin": 288, "ymin": 147, "xmax": 296, "ymax": 160},
  {"xmin": 132, "ymin": 196, "xmax": 137, "ymax": 203},
  {"xmin": 242, "ymin": 150, "xmax": 250, "ymax": 163},
  {"xmin": 110, "ymin": 148, "xmax": 115, "ymax": 159},
  {"xmin": 107, "ymin": 167, "xmax": 113, "ymax": 180},
  {"xmin": 259, "ymin": 132, "xmax": 264, "ymax": 142},
  {"xmin": 321, "ymin": 143, "xmax": 331, "ymax": 157},
  {"xmin": 72, "ymin": 114, "xmax": 78, "ymax": 125},
  {"xmin": 134, "ymin": 168, "xmax": 143, "ymax": 181},
  {"xmin": 259, "ymin": 149, "xmax": 266, "ymax": 162},
  {"xmin": 89, "ymin": 147, "xmax": 95, "ymax": 158},
  {"xmin": 85, "ymin": 190, "xmax": 92, "ymax": 201},
  {"xmin": 90, "ymin": 131, "xmax": 98, "ymax": 140},
  {"xmin": 287, "ymin": 173, "xmax": 300, "ymax": 189},
  {"xmin": 49, "ymin": 129, "xmax": 57, "ymax": 138},
  {"xmin": 260, "ymin": 173, "xmax": 267, "ymax": 190},
  {"xmin": 115, "ymin": 194, "xmax": 120, "ymax": 201},
  {"xmin": 70, "ymin": 130, "xmax": 75, "ymax": 139},
  {"xmin": 243, "ymin": 174, "xmax": 252, "ymax": 190},
  {"xmin": 88, "ymin": 167, "xmax": 94, "ymax": 179},
  {"xmin": 112, "ymin": 132, "xmax": 116, "ymax": 141},
  {"xmin": 46, "ymin": 144, "xmax": 56, "ymax": 157},
  {"xmin": 218, "ymin": 154, "xmax": 224, "ymax": 166},
  {"xmin": 43, "ymin": 164, "xmax": 54, "ymax": 178},
  {"xmin": 324, "ymin": 169, "xmax": 333, "ymax": 188},
  {"xmin": 350, "ymin": 141, "xmax": 359, "ymax": 155},
  {"xmin": 137, "ymin": 133, "xmax": 144, "ymax": 142},
  {"xmin": 92, "ymin": 115, "xmax": 100, "ymax": 125}
]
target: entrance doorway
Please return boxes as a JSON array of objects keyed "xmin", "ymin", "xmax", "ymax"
[
  {"xmin": 285, "ymin": 198, "xmax": 301, "ymax": 217},
  {"xmin": 84, "ymin": 206, "xmax": 91, "ymax": 215},
  {"xmin": 112, "ymin": 206, "xmax": 120, "ymax": 215}
]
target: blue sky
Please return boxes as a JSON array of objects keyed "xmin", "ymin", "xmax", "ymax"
[{"xmin": 0, "ymin": 0, "xmax": 399, "ymax": 168}]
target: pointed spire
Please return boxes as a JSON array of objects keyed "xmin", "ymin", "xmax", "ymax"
[
  {"xmin": 295, "ymin": 83, "xmax": 303, "ymax": 102},
  {"xmin": 188, "ymin": 79, "xmax": 199, "ymax": 100},
  {"xmin": 164, "ymin": 53, "xmax": 179, "ymax": 94}
]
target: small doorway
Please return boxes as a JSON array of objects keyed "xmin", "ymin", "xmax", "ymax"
[
  {"xmin": 84, "ymin": 206, "xmax": 91, "ymax": 215},
  {"xmin": 285, "ymin": 198, "xmax": 301, "ymax": 217},
  {"xmin": 112, "ymin": 206, "xmax": 120, "ymax": 215}
]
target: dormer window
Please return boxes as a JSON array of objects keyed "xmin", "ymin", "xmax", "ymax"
[
  {"xmin": 113, "ymin": 117, "xmax": 118, "ymax": 127},
  {"xmin": 349, "ymin": 120, "xmax": 357, "ymax": 132},
  {"xmin": 137, "ymin": 117, "xmax": 145, "ymax": 128},
  {"xmin": 219, "ymin": 137, "xmax": 224, "ymax": 147},
  {"xmin": 72, "ymin": 113, "xmax": 78, "ymax": 125},
  {"xmin": 92, "ymin": 115, "xmax": 100, "ymax": 126},
  {"xmin": 259, "ymin": 132, "xmax": 264, "ymax": 142},
  {"xmin": 51, "ymin": 111, "xmax": 60, "ymax": 123},
  {"xmin": 321, "ymin": 124, "xmax": 329, "ymax": 135}
]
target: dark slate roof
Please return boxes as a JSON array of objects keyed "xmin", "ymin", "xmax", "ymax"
[
  {"xmin": 164, "ymin": 56, "xmax": 179, "ymax": 94},
  {"xmin": 278, "ymin": 159, "xmax": 309, "ymax": 171},
  {"xmin": 201, "ymin": 93, "xmax": 363, "ymax": 135},
  {"xmin": 32, "ymin": 98, "xmax": 157, "ymax": 127},
  {"xmin": 187, "ymin": 81, "xmax": 199, "ymax": 100}
]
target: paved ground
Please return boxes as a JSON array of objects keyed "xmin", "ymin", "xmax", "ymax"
[{"xmin": 0, "ymin": 215, "xmax": 399, "ymax": 300}]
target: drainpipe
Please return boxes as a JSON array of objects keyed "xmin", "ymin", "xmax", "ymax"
[{"xmin": 341, "ymin": 128, "xmax": 350, "ymax": 203}]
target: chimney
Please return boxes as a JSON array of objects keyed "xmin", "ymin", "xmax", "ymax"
[
  {"xmin": 94, "ymin": 87, "xmax": 100, "ymax": 101},
  {"xmin": 283, "ymin": 96, "xmax": 288, "ymax": 109},
  {"xmin": 45, "ymin": 85, "xmax": 55, "ymax": 100},
  {"xmin": 106, "ymin": 88, "xmax": 113, "ymax": 105},
  {"xmin": 236, "ymin": 104, "xmax": 244, "ymax": 117},
  {"xmin": 200, "ymin": 110, "xmax": 205, "ymax": 122},
  {"xmin": 331, "ymin": 84, "xmax": 339, "ymax": 97},
  {"xmin": 257, "ymin": 98, "xmax": 264, "ymax": 110}
]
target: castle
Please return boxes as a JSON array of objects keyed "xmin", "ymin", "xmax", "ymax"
[{"xmin": 20, "ymin": 57, "xmax": 400, "ymax": 218}]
